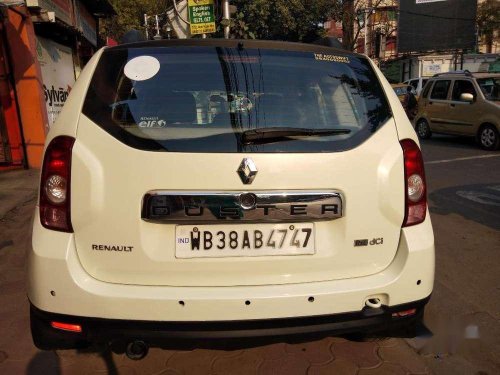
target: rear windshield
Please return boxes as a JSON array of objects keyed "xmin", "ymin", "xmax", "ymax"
[{"xmin": 83, "ymin": 46, "xmax": 391, "ymax": 152}]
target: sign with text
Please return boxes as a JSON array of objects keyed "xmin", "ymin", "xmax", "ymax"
[
  {"xmin": 36, "ymin": 37, "xmax": 75, "ymax": 126},
  {"xmin": 423, "ymin": 63, "xmax": 442, "ymax": 76},
  {"xmin": 188, "ymin": 0, "xmax": 216, "ymax": 35}
]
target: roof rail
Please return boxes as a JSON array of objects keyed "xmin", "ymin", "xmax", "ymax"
[{"xmin": 433, "ymin": 70, "xmax": 472, "ymax": 77}]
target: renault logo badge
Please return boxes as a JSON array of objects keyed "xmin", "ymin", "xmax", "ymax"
[{"xmin": 237, "ymin": 158, "xmax": 258, "ymax": 184}]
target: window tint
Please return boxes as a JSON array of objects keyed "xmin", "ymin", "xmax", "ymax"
[
  {"xmin": 451, "ymin": 80, "xmax": 476, "ymax": 101},
  {"xmin": 430, "ymin": 80, "xmax": 451, "ymax": 100},
  {"xmin": 410, "ymin": 80, "xmax": 418, "ymax": 90},
  {"xmin": 422, "ymin": 79, "xmax": 428, "ymax": 88},
  {"xmin": 83, "ymin": 46, "xmax": 391, "ymax": 153}
]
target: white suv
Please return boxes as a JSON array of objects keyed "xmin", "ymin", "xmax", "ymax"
[{"xmin": 29, "ymin": 40, "xmax": 434, "ymax": 358}]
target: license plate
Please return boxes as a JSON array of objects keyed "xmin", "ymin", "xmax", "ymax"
[{"xmin": 175, "ymin": 223, "xmax": 315, "ymax": 258}]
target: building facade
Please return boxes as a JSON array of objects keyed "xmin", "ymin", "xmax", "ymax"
[
  {"xmin": 325, "ymin": 0, "xmax": 498, "ymax": 62},
  {"xmin": 0, "ymin": 0, "xmax": 114, "ymax": 169},
  {"xmin": 323, "ymin": 0, "xmax": 499, "ymax": 84},
  {"xmin": 477, "ymin": 0, "xmax": 499, "ymax": 54},
  {"xmin": 325, "ymin": 0, "xmax": 399, "ymax": 60}
]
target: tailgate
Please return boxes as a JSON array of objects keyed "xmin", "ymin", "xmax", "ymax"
[{"xmin": 71, "ymin": 115, "xmax": 404, "ymax": 286}]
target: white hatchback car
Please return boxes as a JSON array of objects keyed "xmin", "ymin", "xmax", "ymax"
[{"xmin": 29, "ymin": 39, "xmax": 434, "ymax": 358}]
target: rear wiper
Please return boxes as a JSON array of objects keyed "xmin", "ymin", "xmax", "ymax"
[{"xmin": 241, "ymin": 127, "xmax": 351, "ymax": 145}]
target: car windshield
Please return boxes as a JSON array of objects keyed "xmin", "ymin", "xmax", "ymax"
[
  {"xmin": 83, "ymin": 45, "xmax": 391, "ymax": 152},
  {"xmin": 477, "ymin": 77, "xmax": 500, "ymax": 101}
]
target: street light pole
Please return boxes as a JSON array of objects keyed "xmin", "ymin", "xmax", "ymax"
[
  {"xmin": 222, "ymin": 0, "xmax": 230, "ymax": 39},
  {"xmin": 144, "ymin": 14, "xmax": 149, "ymax": 39},
  {"xmin": 154, "ymin": 14, "xmax": 162, "ymax": 40},
  {"xmin": 364, "ymin": 10, "xmax": 368, "ymax": 56}
]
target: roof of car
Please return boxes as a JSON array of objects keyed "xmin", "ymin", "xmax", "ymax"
[
  {"xmin": 430, "ymin": 71, "xmax": 500, "ymax": 79},
  {"xmin": 471, "ymin": 72, "xmax": 500, "ymax": 78},
  {"xmin": 106, "ymin": 38, "xmax": 363, "ymax": 58},
  {"xmin": 391, "ymin": 83, "xmax": 411, "ymax": 88}
]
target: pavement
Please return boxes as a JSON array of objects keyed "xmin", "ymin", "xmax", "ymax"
[{"xmin": 0, "ymin": 170, "xmax": 432, "ymax": 374}]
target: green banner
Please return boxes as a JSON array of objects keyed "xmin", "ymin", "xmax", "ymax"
[{"xmin": 188, "ymin": 0, "xmax": 216, "ymax": 35}]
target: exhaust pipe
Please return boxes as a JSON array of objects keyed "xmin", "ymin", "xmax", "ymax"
[
  {"xmin": 365, "ymin": 297, "xmax": 382, "ymax": 309},
  {"xmin": 125, "ymin": 340, "xmax": 149, "ymax": 360}
]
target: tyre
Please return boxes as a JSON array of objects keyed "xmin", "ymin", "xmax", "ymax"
[
  {"xmin": 416, "ymin": 119, "xmax": 432, "ymax": 139},
  {"xmin": 478, "ymin": 125, "xmax": 500, "ymax": 151}
]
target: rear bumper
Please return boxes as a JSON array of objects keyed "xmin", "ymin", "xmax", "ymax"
[
  {"xmin": 31, "ymin": 297, "xmax": 429, "ymax": 350},
  {"xmin": 28, "ymin": 213, "xmax": 435, "ymax": 322},
  {"xmin": 29, "ymin": 211, "xmax": 434, "ymax": 349}
]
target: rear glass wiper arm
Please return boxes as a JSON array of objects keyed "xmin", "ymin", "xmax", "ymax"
[{"xmin": 241, "ymin": 127, "xmax": 351, "ymax": 145}]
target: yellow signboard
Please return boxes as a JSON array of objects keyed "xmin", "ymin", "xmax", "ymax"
[{"xmin": 188, "ymin": 0, "xmax": 216, "ymax": 35}]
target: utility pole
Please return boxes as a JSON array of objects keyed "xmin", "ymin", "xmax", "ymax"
[
  {"xmin": 364, "ymin": 9, "xmax": 368, "ymax": 55},
  {"xmin": 222, "ymin": 0, "xmax": 230, "ymax": 39},
  {"xmin": 154, "ymin": 14, "xmax": 162, "ymax": 40},
  {"xmin": 144, "ymin": 14, "xmax": 149, "ymax": 39}
]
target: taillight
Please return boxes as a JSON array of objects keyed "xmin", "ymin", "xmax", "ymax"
[
  {"xmin": 51, "ymin": 321, "xmax": 82, "ymax": 333},
  {"xmin": 401, "ymin": 139, "xmax": 427, "ymax": 227},
  {"xmin": 392, "ymin": 308, "xmax": 417, "ymax": 318},
  {"xmin": 40, "ymin": 136, "xmax": 75, "ymax": 232}
]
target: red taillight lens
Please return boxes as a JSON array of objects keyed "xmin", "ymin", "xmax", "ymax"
[
  {"xmin": 392, "ymin": 308, "xmax": 417, "ymax": 318},
  {"xmin": 401, "ymin": 139, "xmax": 427, "ymax": 227},
  {"xmin": 40, "ymin": 136, "xmax": 75, "ymax": 232},
  {"xmin": 51, "ymin": 321, "xmax": 82, "ymax": 333}
]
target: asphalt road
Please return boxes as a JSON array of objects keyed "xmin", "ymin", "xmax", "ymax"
[
  {"xmin": 0, "ymin": 133, "xmax": 498, "ymax": 374},
  {"xmin": 416, "ymin": 134, "xmax": 500, "ymax": 374}
]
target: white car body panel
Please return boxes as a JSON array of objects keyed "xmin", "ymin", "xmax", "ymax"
[
  {"xmin": 29, "ymin": 43, "xmax": 433, "ymax": 327},
  {"xmin": 69, "ymin": 114, "xmax": 404, "ymax": 286},
  {"xmin": 28, "ymin": 210, "xmax": 434, "ymax": 321}
]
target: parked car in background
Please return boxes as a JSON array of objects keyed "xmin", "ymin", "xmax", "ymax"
[
  {"xmin": 404, "ymin": 77, "xmax": 429, "ymax": 96},
  {"xmin": 29, "ymin": 39, "xmax": 434, "ymax": 358},
  {"xmin": 414, "ymin": 71, "xmax": 500, "ymax": 150},
  {"xmin": 392, "ymin": 83, "xmax": 413, "ymax": 104},
  {"xmin": 392, "ymin": 84, "xmax": 418, "ymax": 120}
]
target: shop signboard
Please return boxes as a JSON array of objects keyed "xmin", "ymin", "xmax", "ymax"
[
  {"xmin": 36, "ymin": 37, "xmax": 76, "ymax": 126},
  {"xmin": 74, "ymin": 0, "xmax": 97, "ymax": 46},
  {"xmin": 188, "ymin": 0, "xmax": 216, "ymax": 35},
  {"xmin": 423, "ymin": 63, "xmax": 442, "ymax": 76}
]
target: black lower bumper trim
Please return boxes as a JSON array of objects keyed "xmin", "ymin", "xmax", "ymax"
[{"xmin": 30, "ymin": 296, "xmax": 430, "ymax": 350}]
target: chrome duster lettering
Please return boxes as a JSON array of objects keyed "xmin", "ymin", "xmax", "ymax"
[{"xmin": 142, "ymin": 191, "xmax": 343, "ymax": 223}]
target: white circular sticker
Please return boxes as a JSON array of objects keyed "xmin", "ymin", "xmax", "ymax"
[{"xmin": 124, "ymin": 56, "xmax": 160, "ymax": 81}]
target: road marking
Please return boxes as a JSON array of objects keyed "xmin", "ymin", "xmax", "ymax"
[
  {"xmin": 456, "ymin": 191, "xmax": 500, "ymax": 207},
  {"xmin": 426, "ymin": 154, "xmax": 500, "ymax": 165}
]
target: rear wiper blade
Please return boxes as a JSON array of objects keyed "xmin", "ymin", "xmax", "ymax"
[{"xmin": 241, "ymin": 127, "xmax": 351, "ymax": 145}]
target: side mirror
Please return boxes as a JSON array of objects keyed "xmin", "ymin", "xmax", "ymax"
[{"xmin": 460, "ymin": 93, "xmax": 474, "ymax": 102}]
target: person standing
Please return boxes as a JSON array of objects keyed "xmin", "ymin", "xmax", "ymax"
[{"xmin": 403, "ymin": 86, "xmax": 418, "ymax": 120}]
